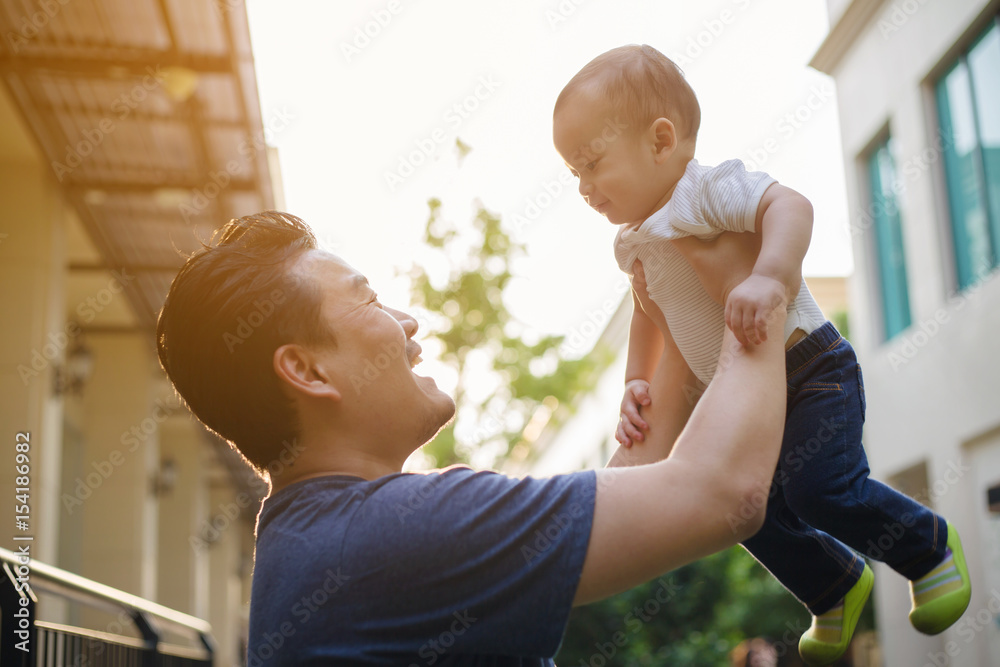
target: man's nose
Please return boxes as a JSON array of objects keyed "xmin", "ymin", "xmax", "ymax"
[{"xmin": 388, "ymin": 307, "xmax": 418, "ymax": 337}]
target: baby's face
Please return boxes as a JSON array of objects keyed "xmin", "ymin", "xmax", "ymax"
[{"xmin": 553, "ymin": 89, "xmax": 667, "ymax": 226}]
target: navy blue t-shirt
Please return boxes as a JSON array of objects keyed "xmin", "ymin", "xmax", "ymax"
[{"xmin": 247, "ymin": 466, "xmax": 597, "ymax": 665}]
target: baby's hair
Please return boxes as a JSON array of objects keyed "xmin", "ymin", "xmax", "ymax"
[{"xmin": 556, "ymin": 44, "xmax": 701, "ymax": 144}]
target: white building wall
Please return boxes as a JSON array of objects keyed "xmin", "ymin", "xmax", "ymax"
[
  {"xmin": 0, "ymin": 162, "xmax": 71, "ymax": 568},
  {"xmin": 822, "ymin": 0, "xmax": 1000, "ymax": 665}
]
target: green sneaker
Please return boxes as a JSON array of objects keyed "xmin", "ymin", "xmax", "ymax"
[
  {"xmin": 909, "ymin": 524, "xmax": 972, "ymax": 635},
  {"xmin": 799, "ymin": 563, "xmax": 874, "ymax": 666}
]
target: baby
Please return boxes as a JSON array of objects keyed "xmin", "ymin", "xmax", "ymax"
[{"xmin": 552, "ymin": 44, "xmax": 970, "ymax": 665}]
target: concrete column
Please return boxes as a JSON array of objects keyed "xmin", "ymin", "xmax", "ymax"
[
  {"xmin": 69, "ymin": 332, "xmax": 159, "ymax": 600},
  {"xmin": 0, "ymin": 162, "xmax": 66, "ymax": 565},
  {"xmin": 157, "ymin": 410, "xmax": 210, "ymax": 618},
  {"xmin": 207, "ymin": 482, "xmax": 245, "ymax": 667}
]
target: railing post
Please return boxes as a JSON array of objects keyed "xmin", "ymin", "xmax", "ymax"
[
  {"xmin": 199, "ymin": 630, "xmax": 216, "ymax": 666},
  {"xmin": 0, "ymin": 560, "xmax": 36, "ymax": 666},
  {"xmin": 132, "ymin": 610, "xmax": 161, "ymax": 667}
]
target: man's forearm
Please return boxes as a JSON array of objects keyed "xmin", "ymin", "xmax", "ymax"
[
  {"xmin": 576, "ymin": 311, "xmax": 788, "ymax": 605},
  {"xmin": 667, "ymin": 313, "xmax": 787, "ymax": 498}
]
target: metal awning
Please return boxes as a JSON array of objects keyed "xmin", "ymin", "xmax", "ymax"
[{"xmin": 0, "ymin": 0, "xmax": 275, "ymax": 328}]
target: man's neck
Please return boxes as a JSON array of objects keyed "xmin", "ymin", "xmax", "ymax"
[{"xmin": 268, "ymin": 435, "xmax": 407, "ymax": 495}]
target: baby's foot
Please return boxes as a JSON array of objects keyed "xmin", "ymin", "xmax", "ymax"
[
  {"xmin": 799, "ymin": 563, "xmax": 873, "ymax": 666},
  {"xmin": 909, "ymin": 523, "xmax": 971, "ymax": 634}
]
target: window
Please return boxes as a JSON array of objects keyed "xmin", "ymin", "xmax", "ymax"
[
  {"xmin": 935, "ymin": 18, "xmax": 1000, "ymax": 290},
  {"xmin": 867, "ymin": 137, "xmax": 912, "ymax": 340}
]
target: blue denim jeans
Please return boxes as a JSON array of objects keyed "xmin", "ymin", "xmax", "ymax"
[{"xmin": 741, "ymin": 322, "xmax": 947, "ymax": 614}]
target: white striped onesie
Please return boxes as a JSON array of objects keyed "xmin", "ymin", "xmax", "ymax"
[{"xmin": 614, "ymin": 159, "xmax": 826, "ymax": 385}]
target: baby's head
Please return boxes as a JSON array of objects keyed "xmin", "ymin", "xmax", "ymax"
[
  {"xmin": 557, "ymin": 45, "xmax": 701, "ymax": 146},
  {"xmin": 553, "ymin": 45, "xmax": 701, "ymax": 225}
]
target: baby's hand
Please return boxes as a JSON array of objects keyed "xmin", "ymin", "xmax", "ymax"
[
  {"xmin": 725, "ymin": 274, "xmax": 788, "ymax": 346},
  {"xmin": 616, "ymin": 379, "xmax": 651, "ymax": 447}
]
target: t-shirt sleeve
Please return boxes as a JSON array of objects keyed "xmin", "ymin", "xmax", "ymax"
[
  {"xmin": 345, "ymin": 466, "xmax": 597, "ymax": 659},
  {"xmin": 670, "ymin": 159, "xmax": 777, "ymax": 237}
]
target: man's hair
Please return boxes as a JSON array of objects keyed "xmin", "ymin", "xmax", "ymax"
[
  {"xmin": 156, "ymin": 211, "xmax": 331, "ymax": 477},
  {"xmin": 556, "ymin": 44, "xmax": 701, "ymax": 144}
]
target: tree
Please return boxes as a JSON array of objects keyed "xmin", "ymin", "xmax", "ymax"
[
  {"xmin": 407, "ymin": 195, "xmax": 612, "ymax": 469},
  {"xmin": 556, "ymin": 547, "xmax": 816, "ymax": 666}
]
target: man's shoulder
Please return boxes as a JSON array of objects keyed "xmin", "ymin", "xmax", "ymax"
[
  {"xmin": 260, "ymin": 466, "xmax": 595, "ymax": 526},
  {"xmin": 387, "ymin": 465, "xmax": 596, "ymax": 503}
]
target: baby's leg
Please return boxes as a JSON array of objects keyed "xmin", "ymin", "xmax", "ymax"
[
  {"xmin": 773, "ymin": 332, "xmax": 966, "ymax": 642},
  {"xmin": 780, "ymin": 345, "xmax": 949, "ymax": 580},
  {"xmin": 670, "ymin": 232, "xmax": 761, "ymax": 305}
]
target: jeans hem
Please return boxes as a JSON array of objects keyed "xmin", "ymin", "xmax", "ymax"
[
  {"xmin": 896, "ymin": 515, "xmax": 948, "ymax": 580},
  {"xmin": 806, "ymin": 554, "xmax": 863, "ymax": 615}
]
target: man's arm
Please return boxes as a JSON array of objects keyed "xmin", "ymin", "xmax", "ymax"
[
  {"xmin": 671, "ymin": 232, "xmax": 761, "ymax": 307},
  {"xmin": 573, "ymin": 307, "xmax": 787, "ymax": 605}
]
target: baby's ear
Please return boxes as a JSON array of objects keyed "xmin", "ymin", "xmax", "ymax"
[{"xmin": 650, "ymin": 117, "xmax": 677, "ymax": 158}]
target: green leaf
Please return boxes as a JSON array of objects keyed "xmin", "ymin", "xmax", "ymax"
[{"xmin": 408, "ymin": 196, "xmax": 616, "ymax": 468}]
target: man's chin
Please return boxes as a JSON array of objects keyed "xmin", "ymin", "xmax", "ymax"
[
  {"xmin": 415, "ymin": 373, "xmax": 454, "ymax": 404},
  {"xmin": 438, "ymin": 395, "xmax": 457, "ymax": 425},
  {"xmin": 419, "ymin": 399, "xmax": 457, "ymax": 447}
]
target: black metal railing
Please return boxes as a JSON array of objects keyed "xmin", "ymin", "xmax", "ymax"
[{"xmin": 0, "ymin": 546, "xmax": 213, "ymax": 666}]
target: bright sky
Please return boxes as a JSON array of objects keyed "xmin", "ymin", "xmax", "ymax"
[{"xmin": 245, "ymin": 0, "xmax": 849, "ymax": 375}]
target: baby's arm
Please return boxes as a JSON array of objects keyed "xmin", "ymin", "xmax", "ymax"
[
  {"xmin": 610, "ymin": 262, "xmax": 702, "ymax": 466},
  {"xmin": 753, "ymin": 183, "xmax": 813, "ymax": 304},
  {"xmin": 616, "ymin": 291, "xmax": 663, "ymax": 447},
  {"xmin": 609, "ymin": 314, "xmax": 701, "ymax": 467},
  {"xmin": 675, "ymin": 184, "xmax": 812, "ymax": 346},
  {"xmin": 728, "ymin": 184, "xmax": 812, "ymax": 346}
]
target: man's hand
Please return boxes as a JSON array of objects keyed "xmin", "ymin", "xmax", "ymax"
[
  {"xmin": 671, "ymin": 232, "xmax": 760, "ymax": 307},
  {"xmin": 725, "ymin": 273, "xmax": 788, "ymax": 347},
  {"xmin": 617, "ymin": 379, "xmax": 651, "ymax": 447}
]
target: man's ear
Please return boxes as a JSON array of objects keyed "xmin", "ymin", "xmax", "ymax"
[
  {"xmin": 273, "ymin": 344, "xmax": 342, "ymax": 402},
  {"xmin": 649, "ymin": 117, "xmax": 677, "ymax": 162}
]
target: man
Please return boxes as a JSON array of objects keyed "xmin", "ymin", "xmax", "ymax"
[{"xmin": 156, "ymin": 211, "xmax": 788, "ymax": 665}]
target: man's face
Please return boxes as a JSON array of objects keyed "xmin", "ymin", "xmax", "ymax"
[{"xmin": 294, "ymin": 250, "xmax": 456, "ymax": 445}]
